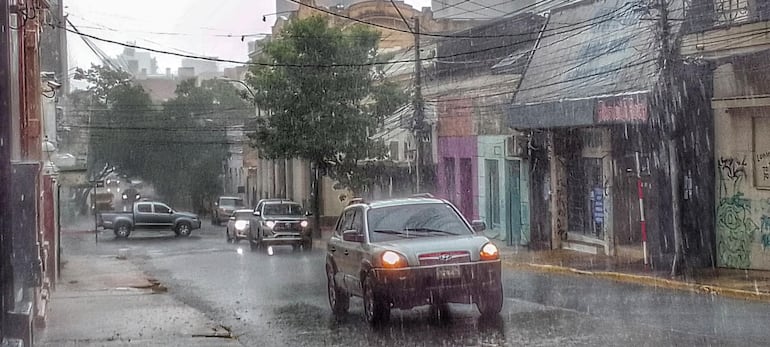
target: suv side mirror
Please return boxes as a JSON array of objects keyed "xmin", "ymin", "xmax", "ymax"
[
  {"xmin": 342, "ymin": 230, "xmax": 364, "ymax": 243},
  {"xmin": 471, "ymin": 220, "xmax": 487, "ymax": 232},
  {"xmin": 305, "ymin": 211, "xmax": 313, "ymax": 216},
  {"xmin": 229, "ymin": 216, "xmax": 236, "ymax": 221},
  {"xmin": 253, "ymin": 210, "xmax": 261, "ymax": 216}
]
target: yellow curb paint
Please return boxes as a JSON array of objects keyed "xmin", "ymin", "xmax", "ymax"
[{"xmin": 503, "ymin": 260, "xmax": 770, "ymax": 303}]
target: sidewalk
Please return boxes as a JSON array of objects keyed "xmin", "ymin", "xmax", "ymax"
[
  {"xmin": 35, "ymin": 251, "xmax": 240, "ymax": 346},
  {"xmin": 491, "ymin": 239, "xmax": 770, "ymax": 303}
]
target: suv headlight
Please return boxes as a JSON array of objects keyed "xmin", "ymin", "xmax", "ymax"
[
  {"xmin": 300, "ymin": 220, "xmax": 309, "ymax": 228},
  {"xmin": 235, "ymin": 220, "xmax": 249, "ymax": 230},
  {"xmin": 480, "ymin": 243, "xmax": 499, "ymax": 261},
  {"xmin": 264, "ymin": 221, "xmax": 275, "ymax": 229},
  {"xmin": 381, "ymin": 251, "xmax": 407, "ymax": 268}
]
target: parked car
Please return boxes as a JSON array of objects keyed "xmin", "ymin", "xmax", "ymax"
[
  {"xmin": 99, "ymin": 201, "xmax": 202, "ymax": 238},
  {"xmin": 325, "ymin": 197, "xmax": 502, "ymax": 325},
  {"xmin": 226, "ymin": 209, "xmax": 254, "ymax": 243},
  {"xmin": 213, "ymin": 196, "xmax": 246, "ymax": 225},
  {"xmin": 248, "ymin": 199, "xmax": 312, "ymax": 252}
]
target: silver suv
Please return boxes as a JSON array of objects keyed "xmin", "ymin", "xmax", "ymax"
[
  {"xmin": 248, "ymin": 199, "xmax": 312, "ymax": 252},
  {"xmin": 325, "ymin": 197, "xmax": 502, "ymax": 325}
]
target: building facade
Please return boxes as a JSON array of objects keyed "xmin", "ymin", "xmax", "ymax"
[
  {"xmin": 2, "ymin": 0, "xmax": 63, "ymax": 343},
  {"xmin": 682, "ymin": 0, "xmax": 770, "ymax": 270}
]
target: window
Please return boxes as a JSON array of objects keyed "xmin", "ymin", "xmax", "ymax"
[
  {"xmin": 263, "ymin": 203, "xmax": 304, "ymax": 216},
  {"xmin": 351, "ymin": 208, "xmax": 363, "ymax": 233},
  {"xmin": 154, "ymin": 204, "xmax": 171, "ymax": 214},
  {"xmin": 136, "ymin": 204, "xmax": 151, "ymax": 213},
  {"xmin": 220, "ymin": 198, "xmax": 244, "ymax": 207},
  {"xmin": 389, "ymin": 141, "xmax": 400, "ymax": 161},
  {"xmin": 337, "ymin": 209, "xmax": 356, "ymax": 234}
]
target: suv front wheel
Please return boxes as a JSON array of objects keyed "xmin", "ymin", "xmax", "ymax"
[
  {"xmin": 326, "ymin": 265, "xmax": 349, "ymax": 317},
  {"xmin": 362, "ymin": 275, "xmax": 389, "ymax": 325},
  {"xmin": 476, "ymin": 283, "xmax": 503, "ymax": 317}
]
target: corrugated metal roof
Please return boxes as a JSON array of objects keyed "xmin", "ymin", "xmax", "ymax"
[{"xmin": 513, "ymin": 0, "xmax": 679, "ymax": 104}]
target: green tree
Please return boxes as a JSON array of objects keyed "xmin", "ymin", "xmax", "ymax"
[
  {"xmin": 150, "ymin": 79, "xmax": 251, "ymax": 210},
  {"xmin": 74, "ymin": 64, "xmax": 154, "ymax": 181},
  {"xmin": 246, "ymin": 16, "xmax": 401, "ymax": 235},
  {"xmin": 75, "ymin": 65, "xmax": 250, "ymax": 212}
]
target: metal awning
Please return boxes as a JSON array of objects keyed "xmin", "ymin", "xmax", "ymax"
[{"xmin": 507, "ymin": 0, "xmax": 681, "ymax": 128}]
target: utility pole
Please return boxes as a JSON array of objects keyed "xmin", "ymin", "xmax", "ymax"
[
  {"xmin": 413, "ymin": 16, "xmax": 424, "ymax": 193},
  {"xmin": 655, "ymin": 0, "xmax": 683, "ymax": 275}
]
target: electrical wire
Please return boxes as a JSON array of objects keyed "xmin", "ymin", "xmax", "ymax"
[
  {"xmin": 60, "ymin": 6, "xmax": 631, "ymax": 69},
  {"xmin": 390, "ymin": 0, "xmax": 414, "ymax": 33}
]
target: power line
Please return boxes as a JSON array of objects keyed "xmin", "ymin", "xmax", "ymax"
[
  {"xmin": 61, "ymin": 7, "xmax": 629, "ymax": 69},
  {"xmin": 390, "ymin": 0, "xmax": 413, "ymax": 33},
  {"xmin": 287, "ymin": 0, "xmax": 629, "ymax": 39}
]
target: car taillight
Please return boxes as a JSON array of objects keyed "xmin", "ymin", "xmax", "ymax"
[
  {"xmin": 381, "ymin": 251, "xmax": 407, "ymax": 268},
  {"xmin": 480, "ymin": 243, "xmax": 499, "ymax": 261}
]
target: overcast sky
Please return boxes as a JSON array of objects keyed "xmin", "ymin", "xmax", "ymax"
[{"xmin": 65, "ymin": 0, "xmax": 432, "ymax": 79}]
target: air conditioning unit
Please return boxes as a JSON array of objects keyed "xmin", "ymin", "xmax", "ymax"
[{"xmin": 505, "ymin": 135, "xmax": 528, "ymax": 158}]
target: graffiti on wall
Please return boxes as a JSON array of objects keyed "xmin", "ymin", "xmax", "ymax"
[
  {"xmin": 761, "ymin": 215, "xmax": 770, "ymax": 249},
  {"xmin": 718, "ymin": 156, "xmax": 748, "ymax": 196},
  {"xmin": 717, "ymin": 156, "xmax": 754, "ymax": 268},
  {"xmin": 717, "ymin": 193, "xmax": 758, "ymax": 268}
]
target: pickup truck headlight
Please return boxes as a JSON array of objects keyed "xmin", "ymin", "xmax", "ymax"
[
  {"xmin": 264, "ymin": 221, "xmax": 275, "ymax": 229},
  {"xmin": 300, "ymin": 220, "xmax": 309, "ymax": 228},
  {"xmin": 234, "ymin": 220, "xmax": 249, "ymax": 230}
]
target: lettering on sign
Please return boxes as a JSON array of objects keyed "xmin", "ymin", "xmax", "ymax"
[
  {"xmin": 596, "ymin": 95, "xmax": 648, "ymax": 123},
  {"xmin": 754, "ymin": 117, "xmax": 770, "ymax": 189}
]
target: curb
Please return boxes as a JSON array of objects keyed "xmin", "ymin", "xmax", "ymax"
[{"xmin": 504, "ymin": 261, "xmax": 770, "ymax": 303}]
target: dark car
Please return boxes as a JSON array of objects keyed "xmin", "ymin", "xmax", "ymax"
[
  {"xmin": 248, "ymin": 199, "xmax": 312, "ymax": 252},
  {"xmin": 213, "ymin": 196, "xmax": 246, "ymax": 225},
  {"xmin": 325, "ymin": 197, "xmax": 501, "ymax": 325},
  {"xmin": 99, "ymin": 201, "xmax": 202, "ymax": 238}
]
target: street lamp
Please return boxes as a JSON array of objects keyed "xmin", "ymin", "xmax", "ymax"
[
  {"xmin": 217, "ymin": 78, "xmax": 256, "ymax": 99},
  {"xmin": 262, "ymin": 11, "xmax": 294, "ymax": 22}
]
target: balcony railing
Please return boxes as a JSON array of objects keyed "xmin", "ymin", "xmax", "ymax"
[{"xmin": 684, "ymin": 0, "xmax": 770, "ymax": 33}]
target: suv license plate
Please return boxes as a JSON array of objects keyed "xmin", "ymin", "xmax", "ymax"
[{"xmin": 436, "ymin": 265, "xmax": 461, "ymax": 279}]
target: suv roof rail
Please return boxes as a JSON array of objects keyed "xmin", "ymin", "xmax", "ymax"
[
  {"xmin": 410, "ymin": 193, "xmax": 435, "ymax": 198},
  {"xmin": 348, "ymin": 197, "xmax": 366, "ymax": 206}
]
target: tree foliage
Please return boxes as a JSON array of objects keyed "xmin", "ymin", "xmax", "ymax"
[
  {"xmin": 75, "ymin": 65, "xmax": 250, "ymax": 210},
  {"xmin": 245, "ymin": 16, "xmax": 406, "ymax": 194}
]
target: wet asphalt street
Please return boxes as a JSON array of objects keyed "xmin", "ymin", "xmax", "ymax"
[{"xmin": 66, "ymin": 222, "xmax": 770, "ymax": 346}]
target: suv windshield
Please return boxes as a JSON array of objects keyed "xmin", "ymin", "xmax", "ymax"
[
  {"xmin": 366, "ymin": 203, "xmax": 473, "ymax": 242},
  {"xmin": 262, "ymin": 203, "xmax": 304, "ymax": 216},
  {"xmin": 219, "ymin": 198, "xmax": 243, "ymax": 207}
]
